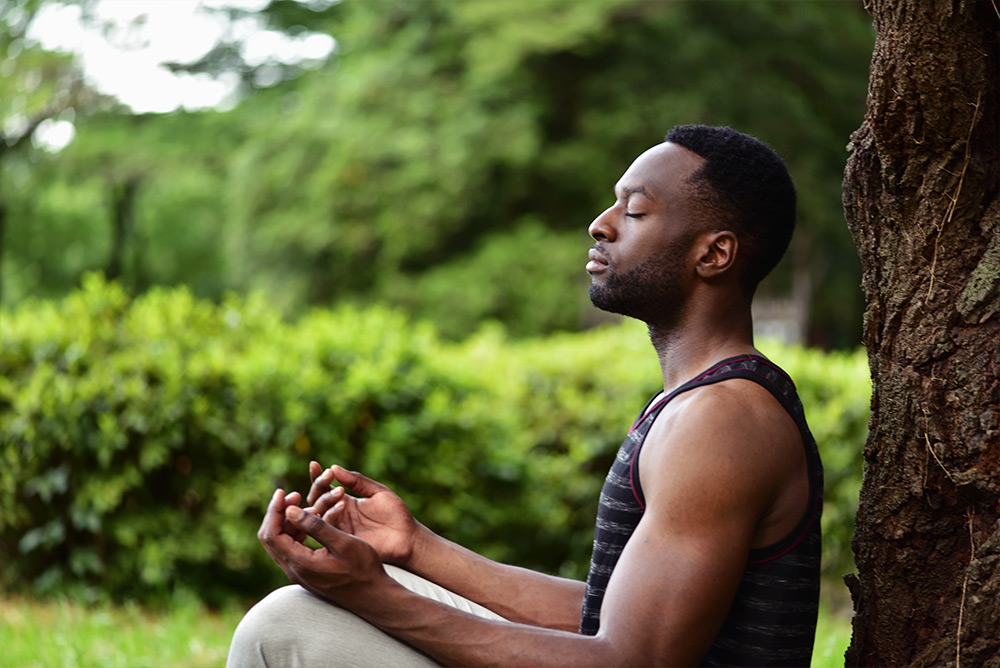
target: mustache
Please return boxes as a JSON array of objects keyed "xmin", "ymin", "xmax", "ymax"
[{"xmin": 590, "ymin": 243, "xmax": 610, "ymax": 263}]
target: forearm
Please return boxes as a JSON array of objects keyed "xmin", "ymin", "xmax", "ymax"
[
  {"xmin": 356, "ymin": 577, "xmax": 613, "ymax": 668},
  {"xmin": 406, "ymin": 522, "xmax": 586, "ymax": 631}
]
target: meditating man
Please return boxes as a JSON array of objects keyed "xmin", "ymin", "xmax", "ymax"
[{"xmin": 227, "ymin": 124, "xmax": 824, "ymax": 667}]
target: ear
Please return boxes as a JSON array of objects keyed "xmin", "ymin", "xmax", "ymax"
[{"xmin": 694, "ymin": 230, "xmax": 738, "ymax": 278}]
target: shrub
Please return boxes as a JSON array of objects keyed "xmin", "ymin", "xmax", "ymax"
[
  {"xmin": 0, "ymin": 276, "xmax": 528, "ymax": 603},
  {"xmin": 0, "ymin": 276, "xmax": 868, "ymax": 602}
]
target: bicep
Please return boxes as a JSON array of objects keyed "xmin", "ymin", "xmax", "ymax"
[
  {"xmin": 596, "ymin": 508, "xmax": 753, "ymax": 666},
  {"xmin": 595, "ymin": 395, "xmax": 778, "ymax": 664}
]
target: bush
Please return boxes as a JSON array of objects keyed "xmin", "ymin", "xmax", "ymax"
[{"xmin": 0, "ymin": 276, "xmax": 868, "ymax": 603}]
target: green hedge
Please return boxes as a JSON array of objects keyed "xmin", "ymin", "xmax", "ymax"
[{"xmin": 0, "ymin": 276, "xmax": 869, "ymax": 604}]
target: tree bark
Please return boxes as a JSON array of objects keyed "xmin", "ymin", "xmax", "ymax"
[{"xmin": 843, "ymin": 1, "xmax": 999, "ymax": 666}]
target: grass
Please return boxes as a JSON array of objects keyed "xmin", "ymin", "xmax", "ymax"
[
  {"xmin": 0, "ymin": 586, "xmax": 853, "ymax": 667},
  {"xmin": 0, "ymin": 595, "xmax": 246, "ymax": 668}
]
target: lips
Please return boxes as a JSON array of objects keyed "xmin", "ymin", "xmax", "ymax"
[{"xmin": 586, "ymin": 246, "xmax": 609, "ymax": 274}]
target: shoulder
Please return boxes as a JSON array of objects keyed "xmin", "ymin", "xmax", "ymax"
[{"xmin": 637, "ymin": 379, "xmax": 803, "ymax": 525}]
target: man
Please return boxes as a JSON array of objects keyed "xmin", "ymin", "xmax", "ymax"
[{"xmin": 228, "ymin": 125, "xmax": 823, "ymax": 667}]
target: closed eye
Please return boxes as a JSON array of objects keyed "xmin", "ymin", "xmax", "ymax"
[{"xmin": 625, "ymin": 212, "xmax": 645, "ymax": 218}]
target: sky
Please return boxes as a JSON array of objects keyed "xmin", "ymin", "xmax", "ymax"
[{"xmin": 25, "ymin": 0, "xmax": 336, "ymax": 148}]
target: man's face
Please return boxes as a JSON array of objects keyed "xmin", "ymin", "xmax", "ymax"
[{"xmin": 586, "ymin": 142, "xmax": 706, "ymax": 327}]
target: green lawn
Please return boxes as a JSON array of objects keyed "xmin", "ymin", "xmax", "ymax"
[
  {"xmin": 0, "ymin": 595, "xmax": 243, "ymax": 668},
  {"xmin": 1, "ymin": 589, "xmax": 852, "ymax": 667}
]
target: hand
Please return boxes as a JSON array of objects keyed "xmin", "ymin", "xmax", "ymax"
[
  {"xmin": 305, "ymin": 461, "xmax": 419, "ymax": 567},
  {"xmin": 258, "ymin": 488, "xmax": 387, "ymax": 605}
]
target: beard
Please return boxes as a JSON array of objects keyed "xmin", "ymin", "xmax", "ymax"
[{"xmin": 588, "ymin": 242, "xmax": 689, "ymax": 329}]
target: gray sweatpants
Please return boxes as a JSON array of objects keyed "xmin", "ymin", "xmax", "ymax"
[{"xmin": 226, "ymin": 565, "xmax": 509, "ymax": 667}]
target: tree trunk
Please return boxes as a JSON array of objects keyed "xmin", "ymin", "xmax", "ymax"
[
  {"xmin": 106, "ymin": 177, "xmax": 139, "ymax": 283},
  {"xmin": 843, "ymin": 1, "xmax": 999, "ymax": 666}
]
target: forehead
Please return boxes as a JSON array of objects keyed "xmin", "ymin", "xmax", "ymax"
[{"xmin": 615, "ymin": 142, "xmax": 706, "ymax": 204}]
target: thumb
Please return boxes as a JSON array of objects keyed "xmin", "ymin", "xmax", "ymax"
[{"xmin": 330, "ymin": 466, "xmax": 388, "ymax": 498}]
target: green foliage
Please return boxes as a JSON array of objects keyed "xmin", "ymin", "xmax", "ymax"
[
  {"xmin": 385, "ymin": 220, "xmax": 589, "ymax": 339},
  {"xmin": 0, "ymin": 278, "xmax": 868, "ymax": 602},
  {"xmin": 0, "ymin": 275, "xmax": 530, "ymax": 602},
  {"xmin": 3, "ymin": 0, "xmax": 874, "ymax": 347}
]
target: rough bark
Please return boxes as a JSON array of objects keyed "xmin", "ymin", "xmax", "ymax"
[{"xmin": 843, "ymin": 1, "xmax": 1000, "ymax": 666}]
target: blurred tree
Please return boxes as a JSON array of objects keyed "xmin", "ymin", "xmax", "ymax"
[
  {"xmin": 1, "ymin": 0, "xmax": 331, "ymax": 303},
  {"xmin": 217, "ymin": 0, "xmax": 875, "ymax": 342},
  {"xmin": 3, "ymin": 109, "xmax": 249, "ymax": 301},
  {"xmin": 159, "ymin": 0, "xmax": 339, "ymax": 97},
  {"xmin": 0, "ymin": 0, "xmax": 103, "ymax": 301},
  {"xmin": 4, "ymin": 0, "xmax": 875, "ymax": 347}
]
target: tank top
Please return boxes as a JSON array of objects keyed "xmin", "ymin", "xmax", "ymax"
[{"xmin": 578, "ymin": 354, "xmax": 824, "ymax": 667}]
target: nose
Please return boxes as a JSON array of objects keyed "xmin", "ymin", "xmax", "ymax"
[{"xmin": 589, "ymin": 204, "xmax": 617, "ymax": 242}]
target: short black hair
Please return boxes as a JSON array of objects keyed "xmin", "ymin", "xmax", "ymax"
[{"xmin": 664, "ymin": 124, "xmax": 796, "ymax": 291}]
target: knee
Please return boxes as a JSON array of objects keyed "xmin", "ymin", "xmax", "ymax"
[
  {"xmin": 227, "ymin": 583, "xmax": 439, "ymax": 668},
  {"xmin": 227, "ymin": 585, "xmax": 316, "ymax": 667},
  {"xmin": 238, "ymin": 584, "xmax": 314, "ymax": 634}
]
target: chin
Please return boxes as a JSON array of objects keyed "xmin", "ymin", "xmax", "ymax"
[{"xmin": 589, "ymin": 286, "xmax": 633, "ymax": 318}]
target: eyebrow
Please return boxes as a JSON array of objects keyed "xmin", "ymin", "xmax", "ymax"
[{"xmin": 615, "ymin": 185, "xmax": 657, "ymax": 203}]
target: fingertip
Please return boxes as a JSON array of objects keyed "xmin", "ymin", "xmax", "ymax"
[{"xmin": 286, "ymin": 505, "xmax": 304, "ymax": 521}]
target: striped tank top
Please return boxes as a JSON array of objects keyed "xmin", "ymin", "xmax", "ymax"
[{"xmin": 579, "ymin": 355, "xmax": 823, "ymax": 666}]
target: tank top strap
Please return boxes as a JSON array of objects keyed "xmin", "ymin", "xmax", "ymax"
[{"xmin": 629, "ymin": 354, "xmax": 802, "ymax": 509}]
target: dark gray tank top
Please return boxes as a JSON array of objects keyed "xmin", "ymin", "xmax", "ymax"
[{"xmin": 579, "ymin": 355, "xmax": 823, "ymax": 667}]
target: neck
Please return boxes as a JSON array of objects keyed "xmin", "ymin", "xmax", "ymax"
[{"xmin": 647, "ymin": 301, "xmax": 757, "ymax": 393}]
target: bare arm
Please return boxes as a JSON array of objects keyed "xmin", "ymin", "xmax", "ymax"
[
  {"xmin": 264, "ymin": 383, "xmax": 803, "ymax": 666},
  {"xmin": 305, "ymin": 462, "xmax": 585, "ymax": 630},
  {"xmin": 407, "ymin": 522, "xmax": 586, "ymax": 630}
]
